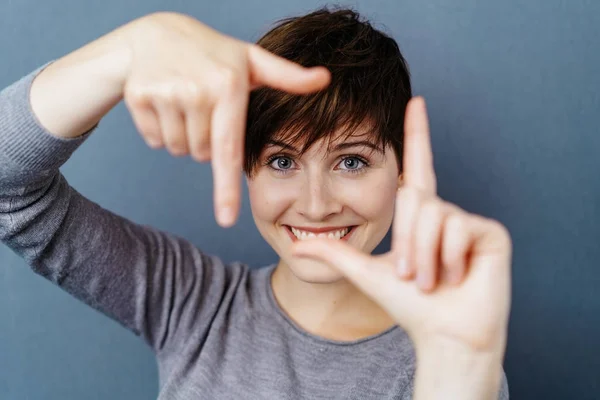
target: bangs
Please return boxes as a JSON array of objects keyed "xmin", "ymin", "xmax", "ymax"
[
  {"xmin": 244, "ymin": 7, "xmax": 411, "ymax": 175},
  {"xmin": 255, "ymin": 81, "xmax": 385, "ymax": 156}
]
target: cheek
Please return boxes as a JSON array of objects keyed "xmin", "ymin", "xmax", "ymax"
[
  {"xmin": 336, "ymin": 174, "xmax": 397, "ymax": 221},
  {"xmin": 247, "ymin": 175, "xmax": 297, "ymax": 223}
]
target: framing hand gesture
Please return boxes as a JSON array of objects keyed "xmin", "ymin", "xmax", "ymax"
[{"xmin": 292, "ymin": 97, "xmax": 512, "ymax": 355}]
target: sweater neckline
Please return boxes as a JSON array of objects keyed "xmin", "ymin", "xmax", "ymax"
[{"xmin": 262, "ymin": 264, "xmax": 400, "ymax": 347}]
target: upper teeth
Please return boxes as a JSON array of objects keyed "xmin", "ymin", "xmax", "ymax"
[{"xmin": 290, "ymin": 227, "xmax": 350, "ymax": 240}]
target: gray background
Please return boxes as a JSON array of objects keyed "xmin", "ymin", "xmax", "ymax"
[{"xmin": 1, "ymin": 0, "xmax": 599, "ymax": 399}]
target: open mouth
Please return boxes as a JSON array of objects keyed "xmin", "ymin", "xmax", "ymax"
[{"xmin": 283, "ymin": 225, "xmax": 357, "ymax": 242}]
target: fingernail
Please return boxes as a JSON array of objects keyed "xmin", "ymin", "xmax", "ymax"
[
  {"xmin": 218, "ymin": 206, "xmax": 235, "ymax": 227},
  {"xmin": 147, "ymin": 138, "xmax": 162, "ymax": 148},
  {"xmin": 397, "ymin": 258, "xmax": 409, "ymax": 278}
]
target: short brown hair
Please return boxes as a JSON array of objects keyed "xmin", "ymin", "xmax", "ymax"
[{"xmin": 244, "ymin": 7, "xmax": 412, "ymax": 175}]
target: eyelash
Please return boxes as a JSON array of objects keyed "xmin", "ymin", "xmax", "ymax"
[{"xmin": 264, "ymin": 154, "xmax": 370, "ymax": 175}]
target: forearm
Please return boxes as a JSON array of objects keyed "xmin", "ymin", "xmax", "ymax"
[
  {"xmin": 29, "ymin": 22, "xmax": 135, "ymax": 139},
  {"xmin": 413, "ymin": 338, "xmax": 506, "ymax": 400},
  {"xmin": 0, "ymin": 54, "xmax": 212, "ymax": 356}
]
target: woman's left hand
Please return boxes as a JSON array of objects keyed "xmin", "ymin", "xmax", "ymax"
[{"xmin": 291, "ymin": 97, "xmax": 512, "ymax": 355}]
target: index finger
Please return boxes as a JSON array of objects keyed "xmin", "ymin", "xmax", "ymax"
[
  {"xmin": 210, "ymin": 78, "xmax": 249, "ymax": 227},
  {"xmin": 247, "ymin": 44, "xmax": 331, "ymax": 93},
  {"xmin": 402, "ymin": 96, "xmax": 437, "ymax": 195},
  {"xmin": 291, "ymin": 239, "xmax": 385, "ymax": 295}
]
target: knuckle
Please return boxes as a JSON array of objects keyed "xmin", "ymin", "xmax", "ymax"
[
  {"xmin": 192, "ymin": 146, "xmax": 211, "ymax": 162},
  {"xmin": 192, "ymin": 152, "xmax": 211, "ymax": 162},
  {"xmin": 443, "ymin": 201, "xmax": 463, "ymax": 215},
  {"xmin": 489, "ymin": 219, "xmax": 512, "ymax": 245},
  {"xmin": 422, "ymin": 199, "xmax": 442, "ymax": 219},
  {"xmin": 193, "ymin": 139, "xmax": 210, "ymax": 156},
  {"xmin": 167, "ymin": 147, "xmax": 185, "ymax": 156},
  {"xmin": 217, "ymin": 68, "xmax": 241, "ymax": 91},
  {"xmin": 134, "ymin": 113, "xmax": 159, "ymax": 136},
  {"xmin": 154, "ymin": 81, "xmax": 178, "ymax": 103},
  {"xmin": 165, "ymin": 136, "xmax": 187, "ymax": 155},
  {"xmin": 489, "ymin": 218, "xmax": 508, "ymax": 234},
  {"xmin": 446, "ymin": 213, "xmax": 466, "ymax": 232},
  {"xmin": 143, "ymin": 133, "xmax": 163, "ymax": 148},
  {"xmin": 124, "ymin": 87, "xmax": 150, "ymax": 109},
  {"xmin": 194, "ymin": 130, "xmax": 211, "ymax": 148},
  {"xmin": 170, "ymin": 148, "xmax": 188, "ymax": 157},
  {"xmin": 181, "ymin": 82, "xmax": 206, "ymax": 108}
]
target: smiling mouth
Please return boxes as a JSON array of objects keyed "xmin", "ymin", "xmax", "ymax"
[{"xmin": 283, "ymin": 225, "xmax": 357, "ymax": 242}]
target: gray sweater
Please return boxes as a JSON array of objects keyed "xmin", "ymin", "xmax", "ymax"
[{"xmin": 0, "ymin": 65, "xmax": 509, "ymax": 399}]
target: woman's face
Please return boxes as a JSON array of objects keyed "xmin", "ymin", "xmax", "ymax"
[{"xmin": 247, "ymin": 130, "xmax": 401, "ymax": 284}]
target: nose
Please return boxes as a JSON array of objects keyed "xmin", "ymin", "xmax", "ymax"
[{"xmin": 295, "ymin": 174, "xmax": 342, "ymax": 221}]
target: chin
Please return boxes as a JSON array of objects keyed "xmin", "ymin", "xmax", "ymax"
[{"xmin": 286, "ymin": 257, "xmax": 346, "ymax": 284}]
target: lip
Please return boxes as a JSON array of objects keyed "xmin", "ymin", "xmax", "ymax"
[
  {"xmin": 283, "ymin": 225, "xmax": 357, "ymax": 242},
  {"xmin": 288, "ymin": 225, "xmax": 352, "ymax": 233}
]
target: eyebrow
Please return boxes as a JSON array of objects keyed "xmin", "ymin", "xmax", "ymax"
[{"xmin": 266, "ymin": 140, "xmax": 383, "ymax": 154}]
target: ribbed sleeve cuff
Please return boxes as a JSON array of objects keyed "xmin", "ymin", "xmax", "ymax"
[{"xmin": 0, "ymin": 62, "xmax": 96, "ymax": 173}]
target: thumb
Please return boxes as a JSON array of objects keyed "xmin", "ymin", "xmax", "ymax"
[
  {"xmin": 291, "ymin": 239, "xmax": 384, "ymax": 296},
  {"xmin": 247, "ymin": 44, "xmax": 331, "ymax": 93}
]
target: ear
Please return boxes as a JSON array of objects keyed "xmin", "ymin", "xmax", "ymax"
[{"xmin": 397, "ymin": 173, "xmax": 404, "ymax": 190}]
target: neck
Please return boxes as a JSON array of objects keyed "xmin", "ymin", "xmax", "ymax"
[{"xmin": 271, "ymin": 260, "xmax": 396, "ymax": 341}]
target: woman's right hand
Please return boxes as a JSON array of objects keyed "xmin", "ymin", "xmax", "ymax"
[
  {"xmin": 121, "ymin": 12, "xmax": 330, "ymax": 226},
  {"xmin": 31, "ymin": 12, "xmax": 330, "ymax": 227}
]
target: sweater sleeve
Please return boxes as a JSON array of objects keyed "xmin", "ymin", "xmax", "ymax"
[{"xmin": 0, "ymin": 64, "xmax": 231, "ymax": 355}]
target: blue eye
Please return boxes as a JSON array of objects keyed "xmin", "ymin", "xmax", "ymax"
[
  {"xmin": 338, "ymin": 156, "xmax": 366, "ymax": 171},
  {"xmin": 269, "ymin": 156, "xmax": 295, "ymax": 171}
]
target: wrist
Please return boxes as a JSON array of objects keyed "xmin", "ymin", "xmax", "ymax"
[
  {"xmin": 30, "ymin": 23, "xmax": 133, "ymax": 138},
  {"xmin": 82, "ymin": 21, "xmax": 134, "ymax": 92},
  {"xmin": 413, "ymin": 336, "xmax": 506, "ymax": 400}
]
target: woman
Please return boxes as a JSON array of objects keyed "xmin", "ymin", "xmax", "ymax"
[{"xmin": 0, "ymin": 8, "xmax": 511, "ymax": 399}]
